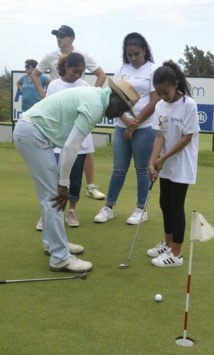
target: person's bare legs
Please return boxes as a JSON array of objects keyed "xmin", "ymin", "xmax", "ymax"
[{"xmin": 165, "ymin": 233, "xmax": 182, "ymax": 256}]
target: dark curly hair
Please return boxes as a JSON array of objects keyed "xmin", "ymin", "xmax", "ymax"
[
  {"xmin": 122, "ymin": 32, "xmax": 154, "ymax": 64},
  {"xmin": 153, "ymin": 60, "xmax": 191, "ymax": 97},
  {"xmin": 57, "ymin": 52, "xmax": 85, "ymax": 77}
]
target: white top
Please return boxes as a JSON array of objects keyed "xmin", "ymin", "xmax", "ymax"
[
  {"xmin": 46, "ymin": 78, "xmax": 94, "ymax": 154},
  {"xmin": 113, "ymin": 61, "xmax": 157, "ymax": 128},
  {"xmin": 36, "ymin": 47, "xmax": 99, "ymax": 80},
  {"xmin": 153, "ymin": 95, "xmax": 200, "ymax": 184}
]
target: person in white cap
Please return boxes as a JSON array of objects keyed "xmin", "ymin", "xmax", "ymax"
[
  {"xmin": 13, "ymin": 79, "xmax": 140, "ymax": 273},
  {"xmin": 31, "ymin": 25, "xmax": 106, "ymax": 233}
]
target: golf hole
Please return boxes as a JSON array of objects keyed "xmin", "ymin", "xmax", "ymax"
[{"xmin": 175, "ymin": 336, "xmax": 195, "ymax": 347}]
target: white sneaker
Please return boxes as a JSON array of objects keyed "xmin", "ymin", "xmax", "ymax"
[
  {"xmin": 36, "ymin": 216, "xmax": 42, "ymax": 231},
  {"xmin": 65, "ymin": 209, "xmax": 80, "ymax": 227},
  {"xmin": 151, "ymin": 251, "xmax": 183, "ymax": 267},
  {"xmin": 94, "ymin": 207, "xmax": 113, "ymax": 223},
  {"xmin": 50, "ymin": 256, "xmax": 92, "ymax": 273},
  {"xmin": 68, "ymin": 242, "xmax": 84, "ymax": 255},
  {"xmin": 44, "ymin": 242, "xmax": 84, "ymax": 256},
  {"xmin": 126, "ymin": 208, "xmax": 148, "ymax": 225},
  {"xmin": 86, "ymin": 184, "xmax": 105, "ymax": 200},
  {"xmin": 147, "ymin": 241, "xmax": 171, "ymax": 257}
]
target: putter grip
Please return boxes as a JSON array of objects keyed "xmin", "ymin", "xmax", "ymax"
[{"xmin": 0, "ymin": 280, "xmax": 6, "ymax": 284}]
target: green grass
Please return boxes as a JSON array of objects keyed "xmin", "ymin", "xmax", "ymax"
[{"xmin": 0, "ymin": 135, "xmax": 214, "ymax": 355}]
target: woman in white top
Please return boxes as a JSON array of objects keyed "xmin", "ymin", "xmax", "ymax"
[
  {"xmin": 94, "ymin": 32, "xmax": 159, "ymax": 225},
  {"xmin": 147, "ymin": 60, "xmax": 200, "ymax": 267}
]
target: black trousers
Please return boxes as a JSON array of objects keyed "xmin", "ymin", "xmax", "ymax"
[{"xmin": 159, "ymin": 178, "xmax": 189, "ymax": 244}]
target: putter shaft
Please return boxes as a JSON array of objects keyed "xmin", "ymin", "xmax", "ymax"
[
  {"xmin": 0, "ymin": 272, "xmax": 87, "ymax": 284},
  {"xmin": 118, "ymin": 182, "xmax": 153, "ymax": 269}
]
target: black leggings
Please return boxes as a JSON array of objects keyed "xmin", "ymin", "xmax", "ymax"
[{"xmin": 159, "ymin": 178, "xmax": 189, "ymax": 244}]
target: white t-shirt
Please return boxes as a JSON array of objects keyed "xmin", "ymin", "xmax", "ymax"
[
  {"xmin": 113, "ymin": 61, "xmax": 157, "ymax": 128},
  {"xmin": 153, "ymin": 96, "xmax": 200, "ymax": 184},
  {"xmin": 46, "ymin": 78, "xmax": 94, "ymax": 155},
  {"xmin": 36, "ymin": 48, "xmax": 99, "ymax": 80}
]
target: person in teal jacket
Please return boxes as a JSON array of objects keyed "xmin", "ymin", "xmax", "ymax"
[{"xmin": 17, "ymin": 59, "xmax": 50, "ymax": 111}]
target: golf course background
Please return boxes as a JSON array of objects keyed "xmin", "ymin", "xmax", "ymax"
[{"xmin": 0, "ymin": 133, "xmax": 213, "ymax": 355}]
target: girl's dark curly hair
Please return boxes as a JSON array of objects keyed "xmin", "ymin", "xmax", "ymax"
[
  {"xmin": 122, "ymin": 32, "xmax": 154, "ymax": 64},
  {"xmin": 57, "ymin": 52, "xmax": 85, "ymax": 77},
  {"xmin": 153, "ymin": 60, "xmax": 191, "ymax": 97}
]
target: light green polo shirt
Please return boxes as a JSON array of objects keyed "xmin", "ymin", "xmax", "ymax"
[{"xmin": 22, "ymin": 86, "xmax": 111, "ymax": 148}]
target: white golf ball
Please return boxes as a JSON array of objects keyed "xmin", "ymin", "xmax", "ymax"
[{"xmin": 155, "ymin": 294, "xmax": 162, "ymax": 302}]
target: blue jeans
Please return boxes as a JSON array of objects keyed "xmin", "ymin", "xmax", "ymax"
[
  {"xmin": 13, "ymin": 120, "xmax": 71, "ymax": 265},
  {"xmin": 55, "ymin": 153, "xmax": 86, "ymax": 203},
  {"xmin": 68, "ymin": 154, "xmax": 86, "ymax": 203},
  {"xmin": 106, "ymin": 126, "xmax": 156, "ymax": 208}
]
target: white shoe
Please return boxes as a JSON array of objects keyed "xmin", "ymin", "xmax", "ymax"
[
  {"xmin": 126, "ymin": 208, "xmax": 148, "ymax": 225},
  {"xmin": 94, "ymin": 207, "xmax": 113, "ymax": 223},
  {"xmin": 65, "ymin": 209, "xmax": 80, "ymax": 227},
  {"xmin": 45, "ymin": 242, "xmax": 84, "ymax": 256},
  {"xmin": 151, "ymin": 251, "xmax": 183, "ymax": 267},
  {"xmin": 147, "ymin": 241, "xmax": 171, "ymax": 257},
  {"xmin": 86, "ymin": 184, "xmax": 105, "ymax": 200},
  {"xmin": 50, "ymin": 256, "xmax": 92, "ymax": 273},
  {"xmin": 68, "ymin": 242, "xmax": 84, "ymax": 255},
  {"xmin": 36, "ymin": 216, "xmax": 42, "ymax": 231}
]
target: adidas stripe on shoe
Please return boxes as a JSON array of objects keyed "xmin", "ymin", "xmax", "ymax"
[
  {"xmin": 151, "ymin": 250, "xmax": 183, "ymax": 267},
  {"xmin": 147, "ymin": 241, "xmax": 171, "ymax": 257}
]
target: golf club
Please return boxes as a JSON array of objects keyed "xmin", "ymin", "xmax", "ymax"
[
  {"xmin": 0, "ymin": 271, "xmax": 87, "ymax": 284},
  {"xmin": 118, "ymin": 182, "xmax": 153, "ymax": 269}
]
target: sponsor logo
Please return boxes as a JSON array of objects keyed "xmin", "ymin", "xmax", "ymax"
[{"xmin": 198, "ymin": 111, "xmax": 207, "ymax": 124}]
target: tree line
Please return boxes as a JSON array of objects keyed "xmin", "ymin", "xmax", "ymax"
[
  {"xmin": 0, "ymin": 46, "xmax": 214, "ymax": 122},
  {"xmin": 0, "ymin": 67, "xmax": 11, "ymax": 122}
]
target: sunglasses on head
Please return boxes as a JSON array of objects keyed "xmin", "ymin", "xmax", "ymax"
[{"xmin": 25, "ymin": 65, "xmax": 33, "ymax": 69}]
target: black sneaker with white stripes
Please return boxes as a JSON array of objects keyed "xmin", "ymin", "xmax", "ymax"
[{"xmin": 151, "ymin": 250, "xmax": 183, "ymax": 267}]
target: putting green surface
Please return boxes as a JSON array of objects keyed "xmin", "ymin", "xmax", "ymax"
[{"xmin": 0, "ymin": 140, "xmax": 213, "ymax": 355}]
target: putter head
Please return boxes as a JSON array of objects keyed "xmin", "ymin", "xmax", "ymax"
[
  {"xmin": 82, "ymin": 272, "xmax": 87, "ymax": 279},
  {"xmin": 118, "ymin": 263, "xmax": 129, "ymax": 269}
]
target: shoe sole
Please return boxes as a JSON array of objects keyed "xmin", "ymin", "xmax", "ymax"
[
  {"xmin": 65, "ymin": 222, "xmax": 80, "ymax": 227},
  {"xmin": 36, "ymin": 228, "xmax": 42, "ymax": 231},
  {"xmin": 94, "ymin": 216, "xmax": 113, "ymax": 223},
  {"xmin": 49, "ymin": 265, "xmax": 92, "ymax": 273},
  {"xmin": 44, "ymin": 250, "xmax": 84, "ymax": 256},
  {"xmin": 126, "ymin": 218, "xmax": 147, "ymax": 225},
  {"xmin": 151, "ymin": 260, "xmax": 183, "ymax": 267},
  {"xmin": 86, "ymin": 193, "xmax": 105, "ymax": 200}
]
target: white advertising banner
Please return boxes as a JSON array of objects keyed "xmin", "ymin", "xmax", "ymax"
[{"xmin": 11, "ymin": 72, "xmax": 214, "ymax": 132}]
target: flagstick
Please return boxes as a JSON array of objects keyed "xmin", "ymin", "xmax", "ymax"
[
  {"xmin": 183, "ymin": 240, "xmax": 194, "ymax": 340},
  {"xmin": 176, "ymin": 212, "xmax": 196, "ymax": 347}
]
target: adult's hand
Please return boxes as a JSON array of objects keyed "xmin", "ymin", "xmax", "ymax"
[
  {"xmin": 50, "ymin": 185, "xmax": 68, "ymax": 211},
  {"xmin": 123, "ymin": 129, "xmax": 133, "ymax": 140}
]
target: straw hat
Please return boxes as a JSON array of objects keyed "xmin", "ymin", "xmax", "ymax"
[{"xmin": 108, "ymin": 77, "xmax": 140, "ymax": 119}]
